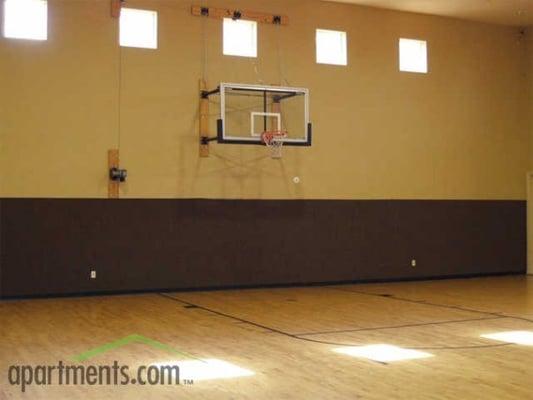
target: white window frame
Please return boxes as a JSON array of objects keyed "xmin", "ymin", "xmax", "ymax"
[
  {"xmin": 3, "ymin": 0, "xmax": 48, "ymax": 41},
  {"xmin": 316, "ymin": 29, "xmax": 348, "ymax": 66},
  {"xmin": 223, "ymin": 18, "xmax": 257, "ymax": 58},
  {"xmin": 119, "ymin": 8, "xmax": 158, "ymax": 50},
  {"xmin": 399, "ymin": 38, "xmax": 428, "ymax": 74}
]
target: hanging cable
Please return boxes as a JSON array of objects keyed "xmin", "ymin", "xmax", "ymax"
[
  {"xmin": 275, "ymin": 23, "xmax": 290, "ymax": 86},
  {"xmin": 117, "ymin": 27, "xmax": 123, "ymax": 151}
]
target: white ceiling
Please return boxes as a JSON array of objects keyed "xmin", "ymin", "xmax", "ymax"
[{"xmin": 324, "ymin": 0, "xmax": 533, "ymax": 27}]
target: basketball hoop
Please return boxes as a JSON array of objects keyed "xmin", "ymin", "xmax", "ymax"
[{"xmin": 261, "ymin": 130, "xmax": 287, "ymax": 159}]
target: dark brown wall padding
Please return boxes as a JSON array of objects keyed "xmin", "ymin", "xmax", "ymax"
[{"xmin": 0, "ymin": 199, "xmax": 526, "ymax": 298}]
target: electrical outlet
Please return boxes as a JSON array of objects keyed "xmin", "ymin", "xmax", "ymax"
[
  {"xmin": 90, "ymin": 270, "xmax": 96, "ymax": 279},
  {"xmin": 411, "ymin": 259, "xmax": 417, "ymax": 268}
]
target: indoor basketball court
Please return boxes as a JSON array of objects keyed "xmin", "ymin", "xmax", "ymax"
[{"xmin": 1, "ymin": 0, "xmax": 533, "ymax": 399}]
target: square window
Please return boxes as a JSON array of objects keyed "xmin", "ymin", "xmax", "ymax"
[
  {"xmin": 333, "ymin": 344, "xmax": 433, "ymax": 363},
  {"xmin": 399, "ymin": 38, "xmax": 428, "ymax": 73},
  {"xmin": 3, "ymin": 0, "xmax": 47, "ymax": 41},
  {"xmin": 223, "ymin": 18, "xmax": 257, "ymax": 58},
  {"xmin": 316, "ymin": 29, "xmax": 347, "ymax": 66},
  {"xmin": 119, "ymin": 8, "xmax": 158, "ymax": 49}
]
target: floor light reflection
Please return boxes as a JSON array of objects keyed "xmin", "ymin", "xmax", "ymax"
[
  {"xmin": 333, "ymin": 344, "xmax": 434, "ymax": 363},
  {"xmin": 151, "ymin": 359, "xmax": 254, "ymax": 381},
  {"xmin": 481, "ymin": 331, "xmax": 533, "ymax": 346}
]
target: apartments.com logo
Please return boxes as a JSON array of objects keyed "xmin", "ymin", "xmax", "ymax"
[
  {"xmin": 7, "ymin": 334, "xmax": 195, "ymax": 393},
  {"xmin": 8, "ymin": 361, "xmax": 181, "ymax": 392}
]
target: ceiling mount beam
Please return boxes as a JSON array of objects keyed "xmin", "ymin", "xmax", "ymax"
[{"xmin": 191, "ymin": 5, "xmax": 288, "ymax": 25}]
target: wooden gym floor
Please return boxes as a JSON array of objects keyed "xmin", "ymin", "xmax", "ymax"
[{"xmin": 1, "ymin": 275, "xmax": 533, "ymax": 399}]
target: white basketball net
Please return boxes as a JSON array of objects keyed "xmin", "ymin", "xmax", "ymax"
[{"xmin": 261, "ymin": 130, "xmax": 287, "ymax": 159}]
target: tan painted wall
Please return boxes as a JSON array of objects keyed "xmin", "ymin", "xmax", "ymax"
[
  {"xmin": 529, "ymin": 28, "xmax": 533, "ymax": 171},
  {"xmin": 0, "ymin": 0, "xmax": 529, "ymax": 199},
  {"xmin": 527, "ymin": 27, "xmax": 533, "ymax": 275}
]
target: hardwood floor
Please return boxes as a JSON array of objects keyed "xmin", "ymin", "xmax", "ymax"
[{"xmin": 1, "ymin": 276, "xmax": 533, "ymax": 399}]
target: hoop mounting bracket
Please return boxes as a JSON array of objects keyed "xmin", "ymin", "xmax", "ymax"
[{"xmin": 191, "ymin": 5, "xmax": 289, "ymax": 26}]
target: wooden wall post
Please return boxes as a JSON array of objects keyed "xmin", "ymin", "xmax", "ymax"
[
  {"xmin": 111, "ymin": 0, "xmax": 122, "ymax": 18},
  {"xmin": 108, "ymin": 149, "xmax": 120, "ymax": 198},
  {"xmin": 199, "ymin": 80, "xmax": 210, "ymax": 157}
]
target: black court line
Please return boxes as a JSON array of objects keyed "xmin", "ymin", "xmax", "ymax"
[
  {"xmin": 294, "ymin": 316, "xmax": 505, "ymax": 337},
  {"xmin": 158, "ymin": 293, "xmax": 358, "ymax": 347},
  {"xmin": 158, "ymin": 293, "xmax": 299, "ymax": 337},
  {"xmin": 414, "ymin": 342, "xmax": 511, "ymax": 350},
  {"xmin": 331, "ymin": 287, "xmax": 533, "ymax": 325},
  {"xmin": 157, "ymin": 293, "xmax": 516, "ymax": 351},
  {"xmin": 331, "ymin": 287, "xmax": 502, "ymax": 318}
]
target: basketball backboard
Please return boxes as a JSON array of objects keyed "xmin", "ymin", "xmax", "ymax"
[{"xmin": 202, "ymin": 82, "xmax": 312, "ymax": 146}]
